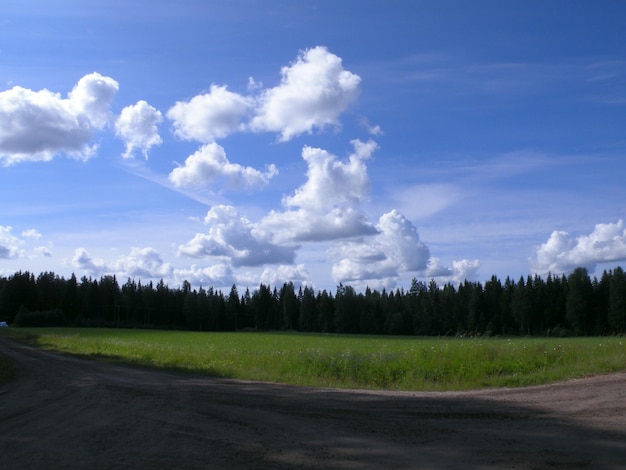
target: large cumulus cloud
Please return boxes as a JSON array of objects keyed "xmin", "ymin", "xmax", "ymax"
[
  {"xmin": 165, "ymin": 47, "xmax": 360, "ymax": 145},
  {"xmin": 258, "ymin": 264, "xmax": 312, "ymax": 288},
  {"xmin": 174, "ymin": 263, "xmax": 235, "ymax": 288},
  {"xmin": 2, "ymin": 47, "xmax": 480, "ymax": 290},
  {"xmin": 72, "ymin": 246, "xmax": 240, "ymax": 288},
  {"xmin": 178, "ymin": 205, "xmax": 297, "ymax": 267},
  {"xmin": 330, "ymin": 210, "xmax": 481, "ymax": 288},
  {"xmin": 167, "ymin": 84, "xmax": 253, "ymax": 142},
  {"xmin": 533, "ymin": 219, "xmax": 626, "ymax": 274},
  {"xmin": 168, "ymin": 142, "xmax": 278, "ymax": 190},
  {"xmin": 330, "ymin": 210, "xmax": 431, "ymax": 283},
  {"xmin": 115, "ymin": 100, "xmax": 163, "ymax": 159},
  {"xmin": 261, "ymin": 139, "xmax": 378, "ymax": 243},
  {"xmin": 0, "ymin": 73, "xmax": 119, "ymax": 164},
  {"xmin": 72, "ymin": 247, "xmax": 173, "ymax": 279},
  {"xmin": 249, "ymin": 46, "xmax": 361, "ymax": 141}
]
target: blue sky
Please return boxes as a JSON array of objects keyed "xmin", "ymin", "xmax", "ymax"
[{"xmin": 1, "ymin": 0, "xmax": 625, "ymax": 292}]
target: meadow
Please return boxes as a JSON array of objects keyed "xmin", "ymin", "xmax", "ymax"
[{"xmin": 1, "ymin": 328, "xmax": 625, "ymax": 391}]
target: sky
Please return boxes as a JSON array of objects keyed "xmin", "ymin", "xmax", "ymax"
[{"xmin": 1, "ymin": 0, "xmax": 625, "ymax": 292}]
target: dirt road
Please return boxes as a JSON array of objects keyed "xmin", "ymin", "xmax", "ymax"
[{"xmin": 0, "ymin": 336, "xmax": 625, "ymax": 469}]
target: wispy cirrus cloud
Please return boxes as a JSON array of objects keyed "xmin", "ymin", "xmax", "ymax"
[{"xmin": 376, "ymin": 54, "xmax": 626, "ymax": 105}]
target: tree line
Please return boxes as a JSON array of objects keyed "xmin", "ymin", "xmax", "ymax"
[{"xmin": 0, "ymin": 266, "xmax": 625, "ymax": 336}]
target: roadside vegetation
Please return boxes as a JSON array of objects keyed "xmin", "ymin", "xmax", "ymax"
[{"xmin": 1, "ymin": 328, "xmax": 624, "ymax": 391}]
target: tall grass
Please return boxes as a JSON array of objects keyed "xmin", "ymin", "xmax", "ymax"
[{"xmin": 2, "ymin": 328, "xmax": 625, "ymax": 391}]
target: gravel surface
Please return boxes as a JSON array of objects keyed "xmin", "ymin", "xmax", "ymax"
[{"xmin": 1, "ymin": 336, "xmax": 625, "ymax": 469}]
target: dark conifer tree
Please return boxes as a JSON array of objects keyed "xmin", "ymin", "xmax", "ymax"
[
  {"xmin": 226, "ymin": 284, "xmax": 241, "ymax": 330},
  {"xmin": 298, "ymin": 285, "xmax": 317, "ymax": 332},
  {"xmin": 608, "ymin": 267, "xmax": 626, "ymax": 333},
  {"xmin": 566, "ymin": 267, "xmax": 593, "ymax": 335}
]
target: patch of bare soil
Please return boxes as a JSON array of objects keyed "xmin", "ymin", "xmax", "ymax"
[{"xmin": 0, "ymin": 336, "xmax": 625, "ymax": 469}]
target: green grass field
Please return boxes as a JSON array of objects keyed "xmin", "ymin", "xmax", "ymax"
[{"xmin": 1, "ymin": 328, "xmax": 625, "ymax": 390}]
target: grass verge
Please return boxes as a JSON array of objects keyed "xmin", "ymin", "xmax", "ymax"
[{"xmin": 1, "ymin": 328, "xmax": 625, "ymax": 391}]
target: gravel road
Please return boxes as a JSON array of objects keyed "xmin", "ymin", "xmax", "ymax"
[{"xmin": 1, "ymin": 336, "xmax": 625, "ymax": 469}]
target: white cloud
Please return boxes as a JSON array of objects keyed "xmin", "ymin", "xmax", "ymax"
[
  {"xmin": 286, "ymin": 140, "xmax": 376, "ymax": 210},
  {"xmin": 21, "ymin": 229, "xmax": 42, "ymax": 239},
  {"xmin": 423, "ymin": 257, "xmax": 453, "ymax": 278},
  {"xmin": 377, "ymin": 210, "xmax": 431, "ymax": 271},
  {"xmin": 115, "ymin": 100, "xmax": 163, "ymax": 159},
  {"xmin": 261, "ymin": 140, "xmax": 378, "ymax": 242},
  {"xmin": 247, "ymin": 76, "xmax": 262, "ymax": 91},
  {"xmin": 168, "ymin": 142, "xmax": 277, "ymax": 190},
  {"xmin": 263, "ymin": 207, "xmax": 378, "ymax": 243},
  {"xmin": 178, "ymin": 205, "xmax": 297, "ymax": 267},
  {"xmin": 258, "ymin": 264, "xmax": 312, "ymax": 287},
  {"xmin": 330, "ymin": 210, "xmax": 480, "ymax": 286},
  {"xmin": 424, "ymin": 258, "xmax": 481, "ymax": 284},
  {"xmin": 250, "ymin": 46, "xmax": 361, "ymax": 141},
  {"xmin": 167, "ymin": 84, "xmax": 253, "ymax": 142},
  {"xmin": 68, "ymin": 73, "xmax": 119, "ymax": 128},
  {"xmin": 0, "ymin": 72, "xmax": 119, "ymax": 164},
  {"xmin": 533, "ymin": 219, "xmax": 626, "ymax": 274},
  {"xmin": 532, "ymin": 230, "xmax": 571, "ymax": 274},
  {"xmin": 451, "ymin": 259, "xmax": 481, "ymax": 281},
  {"xmin": 72, "ymin": 246, "xmax": 173, "ymax": 280},
  {"xmin": 359, "ymin": 117, "xmax": 383, "ymax": 136},
  {"xmin": 72, "ymin": 248, "xmax": 107, "ymax": 276},
  {"xmin": 331, "ymin": 256, "xmax": 399, "ymax": 286},
  {"xmin": 166, "ymin": 47, "xmax": 360, "ymax": 145},
  {"xmin": 0, "ymin": 226, "xmax": 53, "ymax": 259},
  {"xmin": 173, "ymin": 137, "xmax": 383, "ymax": 282},
  {"xmin": 33, "ymin": 246, "xmax": 53, "ymax": 257},
  {"xmin": 330, "ymin": 210, "xmax": 430, "ymax": 284},
  {"xmin": 113, "ymin": 247, "xmax": 173, "ymax": 278},
  {"xmin": 174, "ymin": 264, "xmax": 235, "ymax": 289},
  {"xmin": 0, "ymin": 226, "xmax": 22, "ymax": 259}
]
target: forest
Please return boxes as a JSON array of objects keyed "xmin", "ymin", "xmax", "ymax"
[{"xmin": 0, "ymin": 266, "xmax": 625, "ymax": 336}]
